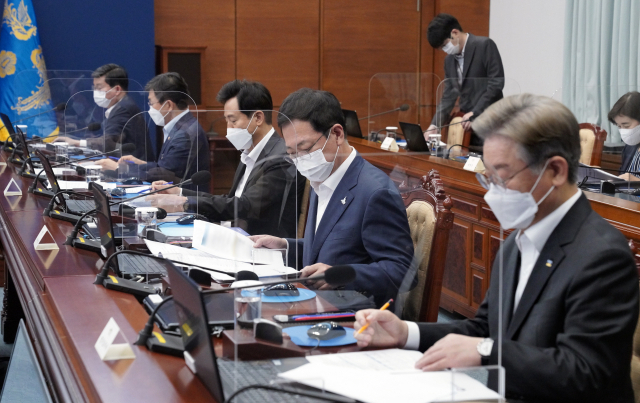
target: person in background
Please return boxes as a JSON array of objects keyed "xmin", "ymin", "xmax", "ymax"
[
  {"xmin": 97, "ymin": 72, "xmax": 209, "ymax": 192},
  {"xmin": 146, "ymin": 79, "xmax": 305, "ymax": 238},
  {"xmin": 423, "ymin": 13, "xmax": 504, "ymax": 147},
  {"xmin": 57, "ymin": 64, "xmax": 154, "ymax": 162},
  {"xmin": 608, "ymin": 91, "xmax": 640, "ymax": 181}
]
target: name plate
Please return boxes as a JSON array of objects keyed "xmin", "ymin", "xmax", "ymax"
[
  {"xmin": 380, "ymin": 137, "xmax": 399, "ymax": 152},
  {"xmin": 4, "ymin": 178, "xmax": 21, "ymax": 196},
  {"xmin": 94, "ymin": 317, "xmax": 136, "ymax": 361},
  {"xmin": 33, "ymin": 225, "xmax": 58, "ymax": 251},
  {"xmin": 463, "ymin": 156, "xmax": 485, "ymax": 172}
]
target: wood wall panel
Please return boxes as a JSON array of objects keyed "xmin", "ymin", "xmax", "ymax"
[
  {"xmin": 443, "ymin": 217, "xmax": 470, "ymax": 299},
  {"xmin": 236, "ymin": 0, "xmax": 320, "ymax": 106},
  {"xmin": 321, "ymin": 0, "xmax": 422, "ymax": 132}
]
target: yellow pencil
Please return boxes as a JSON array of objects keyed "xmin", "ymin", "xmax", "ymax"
[{"xmin": 355, "ymin": 298, "xmax": 393, "ymax": 336}]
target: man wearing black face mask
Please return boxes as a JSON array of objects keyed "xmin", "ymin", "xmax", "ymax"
[
  {"xmin": 424, "ymin": 13, "xmax": 504, "ymax": 146},
  {"xmin": 355, "ymin": 94, "xmax": 638, "ymax": 403}
]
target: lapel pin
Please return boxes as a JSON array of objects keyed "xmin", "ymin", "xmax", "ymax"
[
  {"xmin": 341, "ymin": 197, "xmax": 346, "ymax": 205},
  {"xmin": 545, "ymin": 259, "xmax": 553, "ymax": 267}
]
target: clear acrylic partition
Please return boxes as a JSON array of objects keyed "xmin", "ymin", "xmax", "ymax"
[
  {"xmin": 552, "ymin": 84, "xmax": 640, "ymax": 203},
  {"xmin": 435, "ymin": 77, "xmax": 520, "ymax": 158},
  {"xmin": 367, "ymin": 73, "xmax": 442, "ymax": 139}
]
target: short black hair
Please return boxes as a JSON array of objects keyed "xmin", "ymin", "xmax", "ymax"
[
  {"xmin": 277, "ymin": 88, "xmax": 345, "ymax": 136},
  {"xmin": 608, "ymin": 91, "xmax": 640, "ymax": 124},
  {"xmin": 427, "ymin": 13, "xmax": 463, "ymax": 48},
  {"xmin": 217, "ymin": 80, "xmax": 273, "ymax": 125},
  {"xmin": 92, "ymin": 64, "xmax": 129, "ymax": 91},
  {"xmin": 144, "ymin": 72, "xmax": 191, "ymax": 110}
]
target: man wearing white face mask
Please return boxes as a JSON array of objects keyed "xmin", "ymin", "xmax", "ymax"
[
  {"xmin": 608, "ymin": 91, "xmax": 640, "ymax": 181},
  {"xmin": 353, "ymin": 94, "xmax": 638, "ymax": 403},
  {"xmin": 112, "ymin": 72, "xmax": 209, "ymax": 192},
  {"xmin": 423, "ymin": 14, "xmax": 504, "ymax": 146},
  {"xmin": 147, "ymin": 80, "xmax": 305, "ymax": 238},
  {"xmin": 250, "ymin": 88, "xmax": 415, "ymax": 307},
  {"xmin": 56, "ymin": 64, "xmax": 154, "ymax": 162}
]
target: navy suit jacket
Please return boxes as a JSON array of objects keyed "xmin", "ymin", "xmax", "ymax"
[
  {"xmin": 287, "ymin": 154, "xmax": 414, "ymax": 307},
  {"xmin": 87, "ymin": 95, "xmax": 155, "ymax": 162},
  {"xmin": 140, "ymin": 111, "xmax": 210, "ymax": 192}
]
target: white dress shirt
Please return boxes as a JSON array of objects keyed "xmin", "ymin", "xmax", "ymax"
[
  {"xmin": 403, "ymin": 188, "xmax": 582, "ymax": 350},
  {"xmin": 454, "ymin": 33, "xmax": 469, "ymax": 85},
  {"xmin": 162, "ymin": 109, "xmax": 190, "ymax": 142},
  {"xmin": 312, "ymin": 147, "xmax": 356, "ymax": 232},
  {"xmin": 235, "ymin": 128, "xmax": 274, "ymax": 197}
]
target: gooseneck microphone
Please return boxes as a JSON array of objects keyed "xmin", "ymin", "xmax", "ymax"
[
  {"xmin": 133, "ymin": 265, "xmax": 357, "ymax": 347},
  {"xmin": 63, "ymin": 170, "xmax": 211, "ymax": 243},
  {"xmin": 358, "ymin": 104, "xmax": 410, "ymax": 121},
  {"xmin": 93, "ymin": 249, "xmax": 166, "ymax": 296},
  {"xmin": 13, "ymin": 103, "xmax": 67, "ymax": 123}
]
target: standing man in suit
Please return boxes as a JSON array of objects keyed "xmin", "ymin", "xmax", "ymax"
[
  {"xmin": 146, "ymin": 80, "xmax": 305, "ymax": 238},
  {"xmin": 250, "ymin": 89, "xmax": 414, "ymax": 307},
  {"xmin": 424, "ymin": 13, "xmax": 504, "ymax": 146},
  {"xmin": 57, "ymin": 64, "xmax": 155, "ymax": 162},
  {"xmin": 355, "ymin": 94, "xmax": 639, "ymax": 403},
  {"xmin": 100, "ymin": 72, "xmax": 210, "ymax": 192}
]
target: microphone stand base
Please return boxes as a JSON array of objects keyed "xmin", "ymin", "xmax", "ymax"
[
  {"xmin": 145, "ymin": 333, "xmax": 184, "ymax": 357},
  {"xmin": 71, "ymin": 237, "xmax": 101, "ymax": 253}
]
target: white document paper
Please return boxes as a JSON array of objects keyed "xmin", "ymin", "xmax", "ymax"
[
  {"xmin": 279, "ymin": 362, "xmax": 501, "ymax": 403},
  {"xmin": 126, "ymin": 185, "xmax": 150, "ymax": 194},
  {"xmin": 57, "ymin": 180, "xmax": 89, "ymax": 190},
  {"xmin": 144, "ymin": 240, "xmax": 295, "ymax": 278},
  {"xmin": 192, "ymin": 220, "xmax": 284, "ymax": 265},
  {"xmin": 306, "ymin": 349, "xmax": 423, "ymax": 371}
]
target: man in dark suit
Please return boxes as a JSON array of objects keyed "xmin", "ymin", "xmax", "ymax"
[
  {"xmin": 355, "ymin": 94, "xmax": 639, "ymax": 402},
  {"xmin": 58, "ymin": 64, "xmax": 154, "ymax": 162},
  {"xmin": 116, "ymin": 73, "xmax": 210, "ymax": 192},
  {"xmin": 424, "ymin": 14, "xmax": 504, "ymax": 146},
  {"xmin": 147, "ymin": 80, "xmax": 304, "ymax": 238},
  {"xmin": 251, "ymin": 89, "xmax": 415, "ymax": 307}
]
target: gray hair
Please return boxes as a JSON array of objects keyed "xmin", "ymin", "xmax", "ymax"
[{"xmin": 472, "ymin": 93, "xmax": 581, "ymax": 183}]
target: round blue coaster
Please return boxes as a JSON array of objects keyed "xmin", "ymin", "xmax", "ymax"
[
  {"xmin": 283, "ymin": 325, "xmax": 357, "ymax": 347},
  {"xmin": 241, "ymin": 288, "xmax": 316, "ymax": 303}
]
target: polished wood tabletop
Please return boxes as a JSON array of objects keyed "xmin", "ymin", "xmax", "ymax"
[{"xmin": 0, "ymin": 151, "xmax": 357, "ymax": 403}]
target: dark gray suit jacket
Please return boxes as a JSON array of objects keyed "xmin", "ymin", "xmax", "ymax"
[
  {"xmin": 418, "ymin": 194, "xmax": 638, "ymax": 402},
  {"xmin": 183, "ymin": 133, "xmax": 305, "ymax": 238},
  {"xmin": 431, "ymin": 33, "xmax": 505, "ymax": 127}
]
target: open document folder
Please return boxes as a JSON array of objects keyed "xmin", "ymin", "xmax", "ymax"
[
  {"xmin": 279, "ymin": 349, "xmax": 501, "ymax": 403},
  {"xmin": 144, "ymin": 239, "xmax": 297, "ymax": 281},
  {"xmin": 192, "ymin": 220, "xmax": 284, "ymax": 265}
]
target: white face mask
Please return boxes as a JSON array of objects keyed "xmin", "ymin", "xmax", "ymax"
[
  {"xmin": 226, "ymin": 113, "xmax": 258, "ymax": 151},
  {"xmin": 442, "ymin": 38, "xmax": 460, "ymax": 55},
  {"xmin": 483, "ymin": 161, "xmax": 554, "ymax": 230},
  {"xmin": 148, "ymin": 101, "xmax": 169, "ymax": 126},
  {"xmin": 619, "ymin": 125, "xmax": 640, "ymax": 146},
  {"xmin": 291, "ymin": 132, "xmax": 339, "ymax": 183},
  {"xmin": 93, "ymin": 88, "xmax": 114, "ymax": 108}
]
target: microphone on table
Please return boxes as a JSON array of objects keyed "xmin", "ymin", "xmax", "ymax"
[
  {"xmin": 132, "ymin": 265, "xmax": 357, "ymax": 348},
  {"xmin": 23, "ymin": 122, "xmax": 102, "ymax": 145},
  {"xmin": 28, "ymin": 144, "xmax": 136, "ymax": 193},
  {"xmin": 358, "ymin": 104, "xmax": 410, "ymax": 121},
  {"xmin": 63, "ymin": 170, "xmax": 211, "ymax": 243},
  {"xmin": 13, "ymin": 103, "xmax": 67, "ymax": 123},
  {"xmin": 93, "ymin": 249, "xmax": 166, "ymax": 297}
]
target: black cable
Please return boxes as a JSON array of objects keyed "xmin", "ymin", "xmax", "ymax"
[
  {"xmin": 223, "ymin": 384, "xmax": 355, "ymax": 403},
  {"xmin": 134, "ymin": 295, "xmax": 174, "ymax": 346}
]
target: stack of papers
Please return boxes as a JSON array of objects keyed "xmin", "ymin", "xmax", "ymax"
[{"xmin": 278, "ymin": 350, "xmax": 502, "ymax": 403}]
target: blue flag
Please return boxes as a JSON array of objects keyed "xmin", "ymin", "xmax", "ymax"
[{"xmin": 0, "ymin": 0, "xmax": 58, "ymax": 140}]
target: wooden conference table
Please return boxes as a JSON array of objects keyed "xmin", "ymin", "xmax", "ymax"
[
  {"xmin": 0, "ymin": 151, "xmax": 357, "ymax": 402},
  {"xmin": 350, "ymin": 137, "xmax": 640, "ymax": 318}
]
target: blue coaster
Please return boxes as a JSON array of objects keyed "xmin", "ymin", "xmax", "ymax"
[
  {"xmin": 241, "ymin": 288, "xmax": 316, "ymax": 303},
  {"xmin": 283, "ymin": 325, "xmax": 357, "ymax": 347}
]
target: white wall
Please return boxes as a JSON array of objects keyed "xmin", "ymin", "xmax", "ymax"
[{"xmin": 489, "ymin": 0, "xmax": 566, "ymax": 100}]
